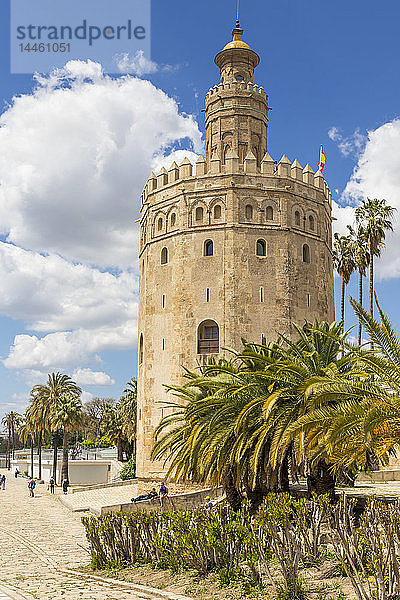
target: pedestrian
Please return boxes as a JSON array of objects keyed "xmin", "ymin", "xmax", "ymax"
[
  {"xmin": 159, "ymin": 482, "xmax": 169, "ymax": 507},
  {"xmin": 131, "ymin": 488, "xmax": 158, "ymax": 503},
  {"xmin": 14, "ymin": 468, "xmax": 19, "ymax": 479},
  {"xmin": 62, "ymin": 478, "xmax": 69, "ymax": 494},
  {"xmin": 49, "ymin": 476, "xmax": 55, "ymax": 494},
  {"xmin": 1, "ymin": 474, "xmax": 6, "ymax": 490},
  {"xmin": 28, "ymin": 478, "xmax": 36, "ymax": 497},
  {"xmin": 204, "ymin": 495, "xmax": 213, "ymax": 509}
]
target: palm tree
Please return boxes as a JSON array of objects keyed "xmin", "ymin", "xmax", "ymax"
[
  {"xmin": 355, "ymin": 198, "xmax": 395, "ymax": 320},
  {"xmin": 348, "ymin": 224, "xmax": 370, "ymax": 345},
  {"xmin": 118, "ymin": 378, "xmax": 137, "ymax": 458},
  {"xmin": 32, "ymin": 373, "xmax": 81, "ymax": 484},
  {"xmin": 103, "ymin": 405, "xmax": 125, "ymax": 462},
  {"xmin": 19, "ymin": 411, "xmax": 36, "ymax": 477},
  {"xmin": 29, "ymin": 387, "xmax": 52, "ymax": 480},
  {"xmin": 2, "ymin": 411, "xmax": 23, "ymax": 467},
  {"xmin": 333, "ymin": 233, "xmax": 356, "ymax": 324},
  {"xmin": 283, "ymin": 297, "xmax": 400, "ymax": 473},
  {"xmin": 153, "ymin": 322, "xmax": 349, "ymax": 507},
  {"xmin": 51, "ymin": 394, "xmax": 83, "ymax": 482}
]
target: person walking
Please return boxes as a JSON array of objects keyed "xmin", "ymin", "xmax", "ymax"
[
  {"xmin": 1, "ymin": 474, "xmax": 5, "ymax": 490},
  {"xmin": 28, "ymin": 478, "xmax": 36, "ymax": 497},
  {"xmin": 62, "ymin": 478, "xmax": 69, "ymax": 494},
  {"xmin": 49, "ymin": 476, "xmax": 55, "ymax": 494},
  {"xmin": 14, "ymin": 468, "xmax": 19, "ymax": 479}
]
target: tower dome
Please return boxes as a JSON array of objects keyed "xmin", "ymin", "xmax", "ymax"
[{"xmin": 214, "ymin": 21, "xmax": 260, "ymax": 84}]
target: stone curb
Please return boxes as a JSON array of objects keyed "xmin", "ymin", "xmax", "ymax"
[
  {"xmin": 0, "ymin": 581, "xmax": 33, "ymax": 600},
  {"xmin": 0, "ymin": 526, "xmax": 191, "ymax": 600},
  {"xmin": 61, "ymin": 569, "xmax": 191, "ymax": 600}
]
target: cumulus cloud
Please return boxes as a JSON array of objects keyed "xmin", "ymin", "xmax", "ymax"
[
  {"xmin": 0, "ymin": 243, "xmax": 137, "ymax": 332},
  {"xmin": 0, "ymin": 60, "xmax": 202, "ymax": 268},
  {"xmin": 328, "ymin": 126, "xmax": 367, "ymax": 158},
  {"xmin": 72, "ymin": 368, "xmax": 115, "ymax": 386},
  {"xmin": 334, "ymin": 119, "xmax": 400, "ymax": 280},
  {"xmin": 0, "ymin": 60, "xmax": 202, "ymax": 381},
  {"xmin": 114, "ymin": 50, "xmax": 159, "ymax": 76},
  {"xmin": 4, "ymin": 321, "xmax": 136, "ymax": 371}
]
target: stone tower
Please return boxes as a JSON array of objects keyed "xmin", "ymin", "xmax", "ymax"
[{"xmin": 136, "ymin": 23, "xmax": 334, "ymax": 478}]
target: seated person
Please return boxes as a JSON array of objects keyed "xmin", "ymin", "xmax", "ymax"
[{"xmin": 131, "ymin": 488, "xmax": 158, "ymax": 503}]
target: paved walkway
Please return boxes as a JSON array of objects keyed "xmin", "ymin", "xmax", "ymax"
[{"xmin": 0, "ymin": 476, "xmax": 189, "ymax": 600}]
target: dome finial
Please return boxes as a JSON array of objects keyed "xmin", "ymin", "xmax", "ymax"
[{"xmin": 236, "ymin": 0, "xmax": 240, "ymax": 27}]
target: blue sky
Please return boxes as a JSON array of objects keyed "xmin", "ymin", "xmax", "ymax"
[{"xmin": 1, "ymin": 0, "xmax": 400, "ymax": 418}]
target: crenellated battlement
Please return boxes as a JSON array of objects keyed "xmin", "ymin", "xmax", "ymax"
[
  {"xmin": 140, "ymin": 153, "xmax": 332, "ymax": 207},
  {"xmin": 205, "ymin": 81, "xmax": 268, "ymax": 101}
]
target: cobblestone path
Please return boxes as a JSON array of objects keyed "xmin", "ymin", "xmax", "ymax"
[{"xmin": 0, "ymin": 476, "xmax": 187, "ymax": 600}]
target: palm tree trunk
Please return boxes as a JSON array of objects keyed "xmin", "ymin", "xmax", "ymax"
[
  {"xmin": 61, "ymin": 429, "xmax": 69, "ymax": 482},
  {"xmin": 358, "ymin": 270, "xmax": 363, "ymax": 346},
  {"xmin": 310, "ymin": 460, "xmax": 335, "ymax": 501},
  {"xmin": 52, "ymin": 432, "xmax": 59, "ymax": 485},
  {"xmin": 370, "ymin": 255, "xmax": 374, "ymax": 350},
  {"xmin": 7, "ymin": 428, "xmax": 11, "ymax": 469},
  {"xmin": 370, "ymin": 255, "xmax": 374, "ymax": 318},
  {"xmin": 117, "ymin": 437, "xmax": 123, "ymax": 462},
  {"xmin": 11, "ymin": 423, "xmax": 15, "ymax": 460},
  {"xmin": 30, "ymin": 437, "xmax": 34, "ymax": 478},
  {"xmin": 222, "ymin": 467, "xmax": 243, "ymax": 512},
  {"xmin": 341, "ymin": 277, "xmax": 345, "ymax": 323},
  {"xmin": 38, "ymin": 431, "xmax": 42, "ymax": 479}
]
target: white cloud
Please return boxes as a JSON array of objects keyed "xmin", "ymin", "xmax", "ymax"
[
  {"xmin": 81, "ymin": 391, "xmax": 94, "ymax": 404},
  {"xmin": 336, "ymin": 119, "xmax": 400, "ymax": 280},
  {"xmin": 0, "ymin": 242, "xmax": 137, "ymax": 332},
  {"xmin": 0, "ymin": 60, "xmax": 203, "ymax": 268},
  {"xmin": 328, "ymin": 126, "xmax": 367, "ymax": 158},
  {"xmin": 0, "ymin": 60, "xmax": 203, "ymax": 381},
  {"xmin": 72, "ymin": 368, "xmax": 114, "ymax": 386},
  {"xmin": 4, "ymin": 321, "xmax": 136, "ymax": 371},
  {"xmin": 114, "ymin": 50, "xmax": 159, "ymax": 76}
]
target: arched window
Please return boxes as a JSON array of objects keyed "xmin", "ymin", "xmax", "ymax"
[
  {"xmin": 139, "ymin": 333, "xmax": 143, "ymax": 365},
  {"xmin": 256, "ymin": 239, "xmax": 266, "ymax": 257},
  {"xmin": 204, "ymin": 240, "xmax": 214, "ymax": 256},
  {"xmin": 266, "ymin": 206, "xmax": 274, "ymax": 221},
  {"xmin": 245, "ymin": 204, "xmax": 253, "ymax": 220},
  {"xmin": 303, "ymin": 244, "xmax": 310, "ymax": 263},
  {"xmin": 198, "ymin": 320, "xmax": 219, "ymax": 354},
  {"xmin": 170, "ymin": 213, "xmax": 176, "ymax": 227},
  {"xmin": 195, "ymin": 206, "xmax": 204, "ymax": 222},
  {"xmin": 309, "ymin": 215, "xmax": 315, "ymax": 231},
  {"xmin": 214, "ymin": 205, "xmax": 222, "ymax": 219},
  {"xmin": 295, "ymin": 211, "xmax": 300, "ymax": 227},
  {"xmin": 161, "ymin": 247, "xmax": 168, "ymax": 265},
  {"xmin": 157, "ymin": 217, "xmax": 163, "ymax": 231},
  {"xmin": 223, "ymin": 145, "xmax": 231, "ymax": 164}
]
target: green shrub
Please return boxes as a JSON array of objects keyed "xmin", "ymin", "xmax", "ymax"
[{"xmin": 119, "ymin": 458, "xmax": 136, "ymax": 480}]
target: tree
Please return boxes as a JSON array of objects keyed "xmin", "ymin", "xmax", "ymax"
[
  {"xmin": 118, "ymin": 378, "xmax": 137, "ymax": 458},
  {"xmin": 283, "ymin": 297, "xmax": 400, "ymax": 474},
  {"xmin": 83, "ymin": 397, "xmax": 115, "ymax": 441},
  {"xmin": 333, "ymin": 233, "xmax": 356, "ymax": 324},
  {"xmin": 1, "ymin": 411, "xmax": 23, "ymax": 468},
  {"xmin": 52, "ymin": 393, "xmax": 83, "ymax": 482},
  {"xmin": 102, "ymin": 404, "xmax": 124, "ymax": 462},
  {"xmin": 19, "ymin": 411, "xmax": 36, "ymax": 477},
  {"xmin": 153, "ymin": 322, "xmax": 349, "ymax": 508},
  {"xmin": 32, "ymin": 372, "xmax": 81, "ymax": 484},
  {"xmin": 348, "ymin": 224, "xmax": 370, "ymax": 345},
  {"xmin": 355, "ymin": 198, "xmax": 395, "ymax": 321}
]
